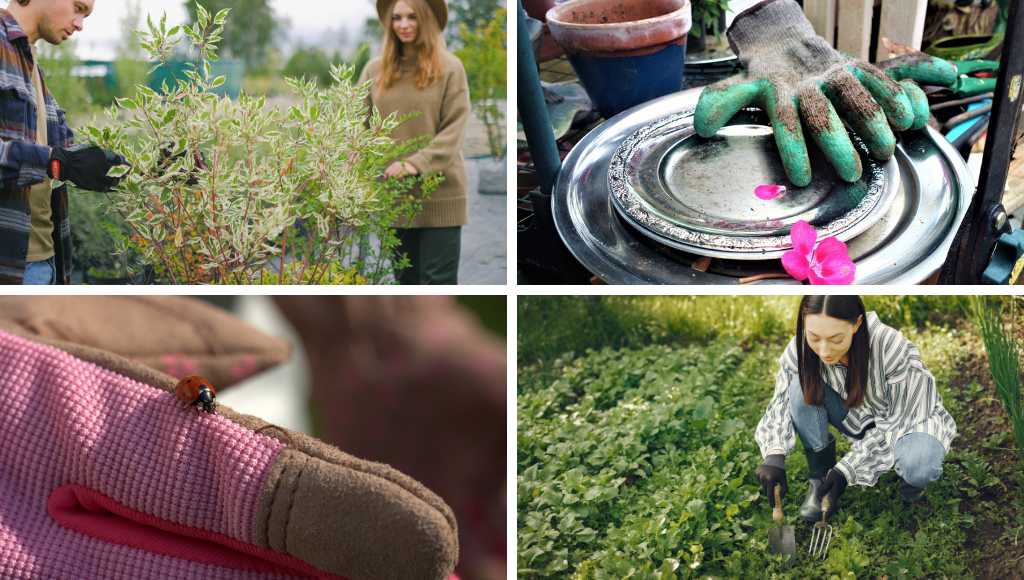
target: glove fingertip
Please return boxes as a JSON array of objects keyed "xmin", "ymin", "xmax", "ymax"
[
  {"xmin": 785, "ymin": 164, "xmax": 812, "ymax": 188},
  {"xmin": 893, "ymin": 92, "xmax": 915, "ymax": 131}
]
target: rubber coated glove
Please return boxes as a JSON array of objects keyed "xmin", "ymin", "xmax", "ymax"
[
  {"xmin": 815, "ymin": 467, "xmax": 848, "ymax": 519},
  {"xmin": 48, "ymin": 143, "xmax": 127, "ymax": 192},
  {"xmin": 0, "ymin": 328, "xmax": 458, "ymax": 580},
  {"xmin": 755, "ymin": 454, "xmax": 788, "ymax": 508},
  {"xmin": 694, "ymin": 0, "xmax": 917, "ymax": 187},
  {"xmin": 880, "ymin": 54, "xmax": 996, "ymax": 130}
]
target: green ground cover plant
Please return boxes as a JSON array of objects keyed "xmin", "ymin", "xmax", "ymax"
[{"xmin": 518, "ymin": 296, "xmax": 1018, "ymax": 579}]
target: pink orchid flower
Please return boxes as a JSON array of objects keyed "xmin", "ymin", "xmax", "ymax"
[
  {"xmin": 754, "ymin": 184, "xmax": 786, "ymax": 200},
  {"xmin": 781, "ymin": 220, "xmax": 856, "ymax": 285}
]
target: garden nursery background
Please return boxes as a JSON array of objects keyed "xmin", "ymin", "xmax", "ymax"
[{"xmin": 42, "ymin": 0, "xmax": 506, "ymax": 284}]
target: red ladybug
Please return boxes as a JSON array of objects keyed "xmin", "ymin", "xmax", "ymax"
[{"xmin": 175, "ymin": 375, "xmax": 217, "ymax": 413}]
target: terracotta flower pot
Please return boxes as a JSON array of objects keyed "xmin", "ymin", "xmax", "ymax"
[
  {"xmin": 522, "ymin": 0, "xmax": 558, "ymax": 21},
  {"xmin": 546, "ymin": 0, "xmax": 692, "ymax": 118}
]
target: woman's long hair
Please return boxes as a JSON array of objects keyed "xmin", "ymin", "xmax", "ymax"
[
  {"xmin": 796, "ymin": 295, "xmax": 869, "ymax": 408},
  {"xmin": 378, "ymin": 0, "xmax": 444, "ymax": 91}
]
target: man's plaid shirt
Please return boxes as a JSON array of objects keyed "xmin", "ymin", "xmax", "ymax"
[{"xmin": 0, "ymin": 9, "xmax": 74, "ymax": 284}]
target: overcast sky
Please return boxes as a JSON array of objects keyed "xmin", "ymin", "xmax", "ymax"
[{"xmin": 65, "ymin": 0, "xmax": 378, "ymax": 59}]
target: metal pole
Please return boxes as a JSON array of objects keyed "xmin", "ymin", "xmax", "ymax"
[
  {"xmin": 943, "ymin": 0, "xmax": 1024, "ymax": 283},
  {"xmin": 517, "ymin": 0, "xmax": 561, "ymax": 195}
]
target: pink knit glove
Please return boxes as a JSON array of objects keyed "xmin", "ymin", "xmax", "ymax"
[{"xmin": 0, "ymin": 329, "xmax": 458, "ymax": 579}]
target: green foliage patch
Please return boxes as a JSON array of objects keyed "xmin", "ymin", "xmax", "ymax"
[{"xmin": 518, "ymin": 297, "xmax": 992, "ymax": 579}]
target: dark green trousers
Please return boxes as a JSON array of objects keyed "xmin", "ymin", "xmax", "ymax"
[{"xmin": 395, "ymin": 227, "xmax": 461, "ymax": 285}]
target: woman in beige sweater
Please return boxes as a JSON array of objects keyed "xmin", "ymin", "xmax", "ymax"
[{"xmin": 362, "ymin": 0, "xmax": 471, "ymax": 285}]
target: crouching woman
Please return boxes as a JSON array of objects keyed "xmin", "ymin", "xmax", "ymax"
[{"xmin": 754, "ymin": 295, "xmax": 957, "ymax": 520}]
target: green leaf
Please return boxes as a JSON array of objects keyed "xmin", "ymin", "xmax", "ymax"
[{"xmin": 107, "ymin": 165, "xmax": 130, "ymax": 178}]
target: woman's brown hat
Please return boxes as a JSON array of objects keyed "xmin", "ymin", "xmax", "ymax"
[{"xmin": 377, "ymin": 0, "xmax": 448, "ymax": 31}]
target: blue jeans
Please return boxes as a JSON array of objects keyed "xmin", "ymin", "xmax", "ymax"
[
  {"xmin": 787, "ymin": 375, "xmax": 945, "ymax": 488},
  {"xmin": 23, "ymin": 256, "xmax": 56, "ymax": 285}
]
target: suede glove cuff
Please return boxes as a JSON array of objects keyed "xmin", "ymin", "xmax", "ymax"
[{"xmin": 763, "ymin": 453, "xmax": 786, "ymax": 469}]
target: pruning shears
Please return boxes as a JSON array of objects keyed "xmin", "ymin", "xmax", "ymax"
[{"xmin": 949, "ymin": 59, "xmax": 1000, "ymax": 97}]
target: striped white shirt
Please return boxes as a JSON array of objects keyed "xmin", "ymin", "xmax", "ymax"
[{"xmin": 754, "ymin": 312, "xmax": 957, "ymax": 486}]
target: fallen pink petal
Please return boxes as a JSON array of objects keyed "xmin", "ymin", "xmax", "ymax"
[
  {"xmin": 809, "ymin": 238, "xmax": 856, "ymax": 285},
  {"xmin": 754, "ymin": 184, "xmax": 787, "ymax": 200},
  {"xmin": 781, "ymin": 250, "xmax": 811, "ymax": 281},
  {"xmin": 781, "ymin": 221, "xmax": 855, "ymax": 285}
]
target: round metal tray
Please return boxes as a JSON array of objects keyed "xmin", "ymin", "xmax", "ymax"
[
  {"xmin": 686, "ymin": 44, "xmax": 736, "ymax": 66},
  {"xmin": 552, "ymin": 88, "xmax": 973, "ymax": 285},
  {"xmin": 608, "ymin": 110, "xmax": 901, "ymax": 259}
]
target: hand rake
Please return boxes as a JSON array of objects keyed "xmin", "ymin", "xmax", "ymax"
[{"xmin": 808, "ymin": 496, "xmax": 834, "ymax": 560}]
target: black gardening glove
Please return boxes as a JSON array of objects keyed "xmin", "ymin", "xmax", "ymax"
[
  {"xmin": 755, "ymin": 454, "xmax": 788, "ymax": 507},
  {"xmin": 48, "ymin": 144, "xmax": 127, "ymax": 192},
  {"xmin": 815, "ymin": 468, "xmax": 847, "ymax": 519}
]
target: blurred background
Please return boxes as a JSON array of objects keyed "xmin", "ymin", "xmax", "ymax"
[{"xmin": 203, "ymin": 295, "xmax": 507, "ymax": 580}]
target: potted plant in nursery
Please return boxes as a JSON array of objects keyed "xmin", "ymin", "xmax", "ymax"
[
  {"xmin": 688, "ymin": 0, "xmax": 730, "ymax": 53},
  {"xmin": 456, "ymin": 8, "xmax": 506, "ymax": 195},
  {"xmin": 82, "ymin": 5, "xmax": 440, "ymax": 284}
]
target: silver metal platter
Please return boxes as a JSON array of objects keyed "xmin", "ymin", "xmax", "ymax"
[
  {"xmin": 685, "ymin": 44, "xmax": 736, "ymax": 66},
  {"xmin": 607, "ymin": 110, "xmax": 901, "ymax": 259},
  {"xmin": 551, "ymin": 88, "xmax": 973, "ymax": 285}
]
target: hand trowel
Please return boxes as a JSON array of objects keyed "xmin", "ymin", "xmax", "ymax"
[{"xmin": 768, "ymin": 483, "xmax": 796, "ymax": 558}]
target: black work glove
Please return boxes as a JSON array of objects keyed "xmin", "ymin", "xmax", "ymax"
[
  {"xmin": 816, "ymin": 467, "xmax": 847, "ymax": 519},
  {"xmin": 755, "ymin": 454, "xmax": 787, "ymax": 507},
  {"xmin": 48, "ymin": 144, "xmax": 127, "ymax": 192}
]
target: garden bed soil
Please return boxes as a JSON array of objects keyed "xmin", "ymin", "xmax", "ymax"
[{"xmin": 953, "ymin": 349, "xmax": 1024, "ymax": 579}]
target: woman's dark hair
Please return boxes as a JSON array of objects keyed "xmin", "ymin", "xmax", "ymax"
[{"xmin": 796, "ymin": 295, "xmax": 869, "ymax": 408}]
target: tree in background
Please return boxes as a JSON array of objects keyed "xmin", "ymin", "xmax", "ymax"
[
  {"xmin": 359, "ymin": 14, "xmax": 381, "ymax": 50},
  {"xmin": 446, "ymin": 0, "xmax": 502, "ymax": 47},
  {"xmin": 184, "ymin": 0, "xmax": 275, "ymax": 71},
  {"xmin": 283, "ymin": 44, "xmax": 370, "ymax": 88},
  {"xmin": 37, "ymin": 40, "xmax": 92, "ymax": 115},
  {"xmin": 455, "ymin": 8, "xmax": 506, "ymax": 158},
  {"xmin": 114, "ymin": 0, "xmax": 148, "ymax": 101},
  {"xmin": 283, "ymin": 47, "xmax": 336, "ymax": 86}
]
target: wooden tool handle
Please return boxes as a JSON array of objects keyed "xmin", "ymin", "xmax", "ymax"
[
  {"xmin": 773, "ymin": 483, "xmax": 783, "ymax": 523},
  {"xmin": 821, "ymin": 495, "xmax": 831, "ymax": 521}
]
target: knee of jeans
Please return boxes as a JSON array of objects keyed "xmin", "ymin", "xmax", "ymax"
[
  {"xmin": 787, "ymin": 376, "xmax": 808, "ymax": 413},
  {"xmin": 897, "ymin": 442, "xmax": 944, "ymax": 488}
]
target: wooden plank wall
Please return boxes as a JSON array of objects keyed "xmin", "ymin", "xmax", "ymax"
[
  {"xmin": 877, "ymin": 0, "xmax": 929, "ymax": 61},
  {"xmin": 836, "ymin": 0, "xmax": 874, "ymax": 61},
  {"xmin": 803, "ymin": 0, "xmax": 928, "ymax": 62},
  {"xmin": 803, "ymin": 0, "xmax": 836, "ymax": 46}
]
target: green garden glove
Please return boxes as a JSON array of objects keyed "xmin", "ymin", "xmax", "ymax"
[
  {"xmin": 880, "ymin": 55, "xmax": 996, "ymax": 130},
  {"xmin": 695, "ymin": 0, "xmax": 916, "ymax": 187}
]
